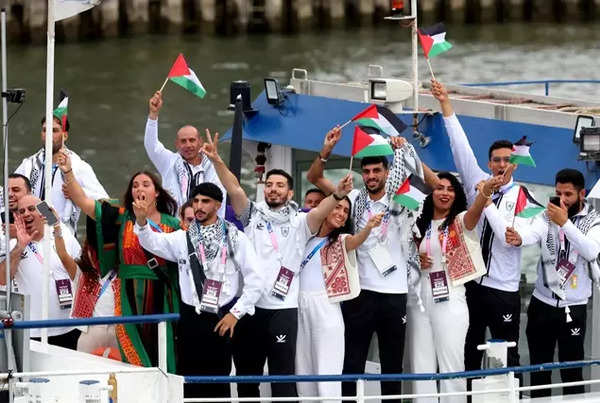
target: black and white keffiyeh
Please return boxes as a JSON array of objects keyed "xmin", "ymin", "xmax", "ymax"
[
  {"xmin": 188, "ymin": 217, "xmax": 239, "ymax": 262},
  {"xmin": 174, "ymin": 155, "xmax": 211, "ymax": 202},
  {"xmin": 541, "ymin": 204, "xmax": 600, "ymax": 299}
]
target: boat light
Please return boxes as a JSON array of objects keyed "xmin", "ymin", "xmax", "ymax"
[
  {"xmin": 580, "ymin": 127, "xmax": 600, "ymax": 154},
  {"xmin": 573, "ymin": 115, "xmax": 594, "ymax": 144},
  {"xmin": 264, "ymin": 78, "xmax": 285, "ymax": 106},
  {"xmin": 369, "ymin": 78, "xmax": 412, "ymax": 103}
]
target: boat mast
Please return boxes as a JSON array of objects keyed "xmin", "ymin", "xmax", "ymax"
[
  {"xmin": 42, "ymin": 0, "xmax": 56, "ymax": 345},
  {"xmin": 411, "ymin": 0, "xmax": 418, "ymax": 127}
]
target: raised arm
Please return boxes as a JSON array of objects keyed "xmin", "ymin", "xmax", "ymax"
[
  {"xmin": 0, "ymin": 216, "xmax": 31, "ymax": 285},
  {"xmin": 548, "ymin": 201, "xmax": 600, "ymax": 261},
  {"xmin": 145, "ymin": 91, "xmax": 177, "ymax": 173},
  {"xmin": 51, "ymin": 219, "xmax": 78, "ymax": 280},
  {"xmin": 201, "ymin": 130, "xmax": 249, "ymax": 216},
  {"xmin": 431, "ymin": 80, "xmax": 487, "ymax": 198},
  {"xmin": 306, "ymin": 127, "xmax": 341, "ymax": 196},
  {"xmin": 422, "ymin": 161, "xmax": 440, "ymax": 189},
  {"xmin": 57, "ymin": 150, "xmax": 96, "ymax": 219},
  {"xmin": 463, "ymin": 176, "xmax": 503, "ymax": 230},
  {"xmin": 345, "ymin": 212, "xmax": 384, "ymax": 251},
  {"xmin": 306, "ymin": 173, "xmax": 353, "ymax": 234}
]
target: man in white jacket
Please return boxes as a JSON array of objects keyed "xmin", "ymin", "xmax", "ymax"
[
  {"xmin": 15, "ymin": 116, "xmax": 108, "ymax": 233},
  {"xmin": 144, "ymin": 91, "xmax": 225, "ymax": 216}
]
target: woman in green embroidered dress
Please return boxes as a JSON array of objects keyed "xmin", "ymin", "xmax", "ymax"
[{"xmin": 57, "ymin": 150, "xmax": 180, "ymax": 372}]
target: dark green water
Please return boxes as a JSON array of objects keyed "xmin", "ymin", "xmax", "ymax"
[{"xmin": 5, "ymin": 22, "xmax": 600, "ymax": 197}]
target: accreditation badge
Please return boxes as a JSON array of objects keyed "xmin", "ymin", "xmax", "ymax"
[
  {"xmin": 368, "ymin": 244, "xmax": 397, "ymax": 277},
  {"xmin": 271, "ymin": 266, "xmax": 294, "ymax": 300},
  {"xmin": 556, "ymin": 258, "xmax": 576, "ymax": 289},
  {"xmin": 55, "ymin": 279, "xmax": 73, "ymax": 309},
  {"xmin": 430, "ymin": 271, "xmax": 449, "ymax": 303},
  {"xmin": 200, "ymin": 279, "xmax": 222, "ymax": 314}
]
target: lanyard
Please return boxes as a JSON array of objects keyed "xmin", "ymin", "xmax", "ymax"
[
  {"xmin": 28, "ymin": 243, "xmax": 44, "ymax": 265},
  {"xmin": 147, "ymin": 218, "xmax": 163, "ymax": 233},
  {"xmin": 558, "ymin": 228, "xmax": 578, "ymax": 263},
  {"xmin": 98, "ymin": 270, "xmax": 117, "ymax": 299},
  {"xmin": 425, "ymin": 224, "xmax": 448, "ymax": 257},
  {"xmin": 492, "ymin": 182, "xmax": 516, "ymax": 200},
  {"xmin": 299, "ymin": 238, "xmax": 328, "ymax": 271},
  {"xmin": 265, "ymin": 221, "xmax": 280, "ymax": 252}
]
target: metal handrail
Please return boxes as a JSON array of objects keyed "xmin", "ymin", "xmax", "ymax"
[
  {"xmin": 0, "ymin": 313, "xmax": 180, "ymax": 330},
  {"xmin": 184, "ymin": 359, "xmax": 600, "ymax": 383},
  {"xmin": 461, "ymin": 79, "xmax": 600, "ymax": 96}
]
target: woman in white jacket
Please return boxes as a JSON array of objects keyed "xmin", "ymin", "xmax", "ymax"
[
  {"xmin": 407, "ymin": 171, "xmax": 501, "ymax": 403},
  {"xmin": 296, "ymin": 196, "xmax": 383, "ymax": 403}
]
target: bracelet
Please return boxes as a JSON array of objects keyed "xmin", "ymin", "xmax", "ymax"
[
  {"xmin": 332, "ymin": 193, "xmax": 344, "ymax": 201},
  {"xmin": 481, "ymin": 188, "xmax": 493, "ymax": 199},
  {"xmin": 319, "ymin": 153, "xmax": 328, "ymax": 163},
  {"xmin": 63, "ymin": 169, "xmax": 72, "ymax": 174}
]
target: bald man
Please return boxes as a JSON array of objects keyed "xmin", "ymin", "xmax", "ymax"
[
  {"xmin": 144, "ymin": 91, "xmax": 226, "ymax": 216},
  {"xmin": 0, "ymin": 195, "xmax": 81, "ymax": 349}
]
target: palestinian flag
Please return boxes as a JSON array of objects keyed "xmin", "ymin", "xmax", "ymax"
[
  {"xmin": 510, "ymin": 136, "xmax": 536, "ymax": 167},
  {"xmin": 351, "ymin": 126, "xmax": 394, "ymax": 158},
  {"xmin": 514, "ymin": 187, "xmax": 544, "ymax": 218},
  {"xmin": 352, "ymin": 105, "xmax": 408, "ymax": 136},
  {"xmin": 53, "ymin": 90, "xmax": 68, "ymax": 131},
  {"xmin": 418, "ymin": 23, "xmax": 453, "ymax": 59},
  {"xmin": 393, "ymin": 174, "xmax": 432, "ymax": 211},
  {"xmin": 167, "ymin": 54, "xmax": 206, "ymax": 99}
]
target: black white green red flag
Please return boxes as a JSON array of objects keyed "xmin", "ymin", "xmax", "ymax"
[
  {"xmin": 417, "ymin": 23, "xmax": 453, "ymax": 59},
  {"xmin": 510, "ymin": 136, "xmax": 536, "ymax": 167},
  {"xmin": 352, "ymin": 105, "xmax": 408, "ymax": 137},
  {"xmin": 351, "ymin": 126, "xmax": 394, "ymax": 158},
  {"xmin": 393, "ymin": 174, "xmax": 432, "ymax": 210},
  {"xmin": 514, "ymin": 187, "xmax": 544, "ymax": 218},
  {"xmin": 166, "ymin": 54, "xmax": 206, "ymax": 99},
  {"xmin": 53, "ymin": 90, "xmax": 68, "ymax": 131}
]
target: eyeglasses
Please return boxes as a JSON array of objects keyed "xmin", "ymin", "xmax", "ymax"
[{"xmin": 491, "ymin": 156, "xmax": 511, "ymax": 163}]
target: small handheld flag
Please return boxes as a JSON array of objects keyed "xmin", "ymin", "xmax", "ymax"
[
  {"xmin": 393, "ymin": 174, "xmax": 432, "ymax": 211},
  {"xmin": 351, "ymin": 127, "xmax": 394, "ymax": 158},
  {"xmin": 417, "ymin": 23, "xmax": 452, "ymax": 79},
  {"xmin": 510, "ymin": 136, "xmax": 536, "ymax": 167},
  {"xmin": 511, "ymin": 186, "xmax": 544, "ymax": 227},
  {"xmin": 53, "ymin": 90, "xmax": 68, "ymax": 132},
  {"xmin": 160, "ymin": 54, "xmax": 206, "ymax": 99},
  {"xmin": 354, "ymin": 105, "xmax": 408, "ymax": 137}
]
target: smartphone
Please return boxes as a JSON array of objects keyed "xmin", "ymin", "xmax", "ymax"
[
  {"xmin": 549, "ymin": 196, "xmax": 561, "ymax": 207},
  {"xmin": 36, "ymin": 201, "xmax": 58, "ymax": 226}
]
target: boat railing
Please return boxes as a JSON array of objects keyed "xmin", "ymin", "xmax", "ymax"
[
  {"xmin": 461, "ymin": 79, "xmax": 600, "ymax": 96},
  {"xmin": 182, "ymin": 360, "xmax": 600, "ymax": 403},
  {"xmin": 0, "ymin": 313, "xmax": 180, "ymax": 373}
]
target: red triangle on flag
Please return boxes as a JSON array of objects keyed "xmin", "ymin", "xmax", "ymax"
[
  {"xmin": 167, "ymin": 53, "xmax": 191, "ymax": 78},
  {"xmin": 417, "ymin": 31, "xmax": 434, "ymax": 58},
  {"xmin": 351, "ymin": 104, "xmax": 378, "ymax": 122},
  {"xmin": 351, "ymin": 127, "xmax": 375, "ymax": 156},
  {"xmin": 395, "ymin": 177, "xmax": 410, "ymax": 195},
  {"xmin": 514, "ymin": 187, "xmax": 526, "ymax": 216}
]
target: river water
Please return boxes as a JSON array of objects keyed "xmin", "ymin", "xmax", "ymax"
[{"xmin": 5, "ymin": 22, "xmax": 600, "ymax": 197}]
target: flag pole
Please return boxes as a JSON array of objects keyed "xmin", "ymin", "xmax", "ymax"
[
  {"xmin": 426, "ymin": 58, "xmax": 436, "ymax": 81},
  {"xmin": 42, "ymin": 0, "xmax": 57, "ymax": 346},
  {"xmin": 158, "ymin": 77, "xmax": 169, "ymax": 93},
  {"xmin": 339, "ymin": 119, "xmax": 352, "ymax": 130},
  {"xmin": 348, "ymin": 155, "xmax": 354, "ymax": 173}
]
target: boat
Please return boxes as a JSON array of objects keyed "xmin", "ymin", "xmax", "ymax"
[{"xmin": 2, "ymin": 0, "xmax": 600, "ymax": 402}]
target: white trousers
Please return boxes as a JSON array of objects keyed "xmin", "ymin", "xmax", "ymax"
[
  {"xmin": 296, "ymin": 291, "xmax": 344, "ymax": 403},
  {"xmin": 406, "ymin": 277, "xmax": 469, "ymax": 403}
]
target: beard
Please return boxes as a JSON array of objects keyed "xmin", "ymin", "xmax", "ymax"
[
  {"xmin": 266, "ymin": 199, "xmax": 286, "ymax": 209},
  {"xmin": 568, "ymin": 197, "xmax": 583, "ymax": 218},
  {"xmin": 366, "ymin": 181, "xmax": 385, "ymax": 194}
]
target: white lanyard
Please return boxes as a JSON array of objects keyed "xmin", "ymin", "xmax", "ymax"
[{"xmin": 425, "ymin": 224, "xmax": 449, "ymax": 263}]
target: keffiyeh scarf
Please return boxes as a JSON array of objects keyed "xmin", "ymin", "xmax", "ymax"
[
  {"xmin": 188, "ymin": 217, "xmax": 239, "ymax": 263},
  {"xmin": 541, "ymin": 205, "xmax": 600, "ymax": 300},
  {"xmin": 174, "ymin": 155, "xmax": 211, "ymax": 202}
]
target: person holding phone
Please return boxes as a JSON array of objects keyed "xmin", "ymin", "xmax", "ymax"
[
  {"xmin": 0, "ymin": 195, "xmax": 81, "ymax": 349},
  {"xmin": 15, "ymin": 115, "xmax": 108, "ymax": 233},
  {"xmin": 431, "ymin": 79, "xmax": 542, "ymax": 380},
  {"xmin": 505, "ymin": 169, "xmax": 600, "ymax": 397},
  {"xmin": 57, "ymin": 151, "xmax": 181, "ymax": 373}
]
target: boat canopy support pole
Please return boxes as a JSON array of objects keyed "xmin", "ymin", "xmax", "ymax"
[{"xmin": 42, "ymin": 0, "xmax": 56, "ymax": 346}]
